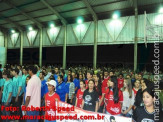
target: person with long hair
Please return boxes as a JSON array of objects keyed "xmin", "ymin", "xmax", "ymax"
[
  {"xmin": 93, "ymin": 73, "xmax": 104, "ymax": 113},
  {"xmin": 100, "ymin": 76, "xmax": 123, "ymax": 115},
  {"xmin": 133, "ymin": 87, "xmax": 163, "ymax": 122},
  {"xmin": 134, "ymin": 78, "xmax": 153, "ymax": 108},
  {"xmin": 56, "ymin": 75, "xmax": 66, "ymax": 102},
  {"xmin": 65, "ymin": 74, "xmax": 75, "ymax": 104},
  {"xmin": 85, "ymin": 70, "xmax": 93, "ymax": 89},
  {"xmin": 81, "ymin": 79, "xmax": 99, "ymax": 112},
  {"xmin": 75, "ymin": 80, "xmax": 86, "ymax": 108},
  {"xmin": 121, "ymin": 79, "xmax": 135, "ymax": 117}
]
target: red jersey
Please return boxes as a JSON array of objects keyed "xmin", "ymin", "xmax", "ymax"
[
  {"xmin": 76, "ymin": 89, "xmax": 84, "ymax": 108},
  {"xmin": 133, "ymin": 88, "xmax": 138, "ymax": 97},
  {"xmin": 45, "ymin": 92, "xmax": 60, "ymax": 121},
  {"xmin": 85, "ymin": 80, "xmax": 88, "ymax": 89},
  {"xmin": 102, "ymin": 76, "xmax": 110, "ymax": 90},
  {"xmin": 117, "ymin": 78, "xmax": 124, "ymax": 90},
  {"xmin": 104, "ymin": 88, "xmax": 123, "ymax": 115}
]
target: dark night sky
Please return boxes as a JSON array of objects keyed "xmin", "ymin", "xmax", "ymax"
[{"xmin": 7, "ymin": 43, "xmax": 163, "ymax": 71}]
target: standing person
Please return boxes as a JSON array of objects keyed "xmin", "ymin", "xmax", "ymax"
[
  {"xmin": 56, "ymin": 75, "xmax": 66, "ymax": 102},
  {"xmin": 121, "ymin": 79, "xmax": 135, "ymax": 117},
  {"xmin": 117, "ymin": 74, "xmax": 124, "ymax": 90},
  {"xmin": 65, "ymin": 75, "xmax": 75, "ymax": 104},
  {"xmin": 85, "ymin": 71, "xmax": 93, "ymax": 89},
  {"xmin": 102, "ymin": 70, "xmax": 110, "ymax": 91},
  {"xmin": 0, "ymin": 71, "xmax": 5, "ymax": 103},
  {"xmin": 93, "ymin": 73, "xmax": 104, "ymax": 113},
  {"xmin": 53, "ymin": 67, "xmax": 59, "ymax": 81},
  {"xmin": 22, "ymin": 75, "xmax": 31, "ymax": 105},
  {"xmin": 132, "ymin": 80, "xmax": 140, "ymax": 97},
  {"xmin": 100, "ymin": 76, "xmax": 123, "ymax": 115},
  {"xmin": 22, "ymin": 66, "xmax": 29, "ymax": 96},
  {"xmin": 39, "ymin": 72, "xmax": 48, "ymax": 100},
  {"xmin": 45, "ymin": 80, "xmax": 60, "ymax": 122},
  {"xmin": 11, "ymin": 68, "xmax": 23, "ymax": 116},
  {"xmin": 39, "ymin": 72, "xmax": 48, "ymax": 118},
  {"xmin": 60, "ymin": 69, "xmax": 67, "ymax": 82},
  {"xmin": 134, "ymin": 79, "xmax": 152, "ymax": 108},
  {"xmin": 25, "ymin": 65, "xmax": 41, "ymax": 122},
  {"xmin": 79, "ymin": 74, "xmax": 83, "ymax": 81},
  {"xmin": 75, "ymin": 80, "xmax": 85, "ymax": 108},
  {"xmin": 133, "ymin": 87, "xmax": 163, "ymax": 122},
  {"xmin": 72, "ymin": 71, "xmax": 80, "ymax": 93},
  {"xmin": 17, "ymin": 65, "xmax": 22, "ymax": 77},
  {"xmin": 2, "ymin": 70, "xmax": 13, "ymax": 122},
  {"xmin": 81, "ymin": 79, "xmax": 99, "ymax": 112}
]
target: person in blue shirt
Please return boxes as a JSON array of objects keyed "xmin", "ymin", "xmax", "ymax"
[
  {"xmin": 39, "ymin": 71, "xmax": 48, "ymax": 116},
  {"xmin": 22, "ymin": 66, "xmax": 29, "ymax": 94},
  {"xmin": 2, "ymin": 70, "xmax": 13, "ymax": 120},
  {"xmin": 53, "ymin": 67, "xmax": 59, "ymax": 82},
  {"xmin": 56, "ymin": 75, "xmax": 66, "ymax": 102},
  {"xmin": 60, "ymin": 69, "xmax": 67, "ymax": 82},
  {"xmin": 39, "ymin": 72, "xmax": 48, "ymax": 100},
  {"xmin": 72, "ymin": 71, "xmax": 80, "ymax": 93},
  {"xmin": 11, "ymin": 68, "xmax": 23, "ymax": 116}
]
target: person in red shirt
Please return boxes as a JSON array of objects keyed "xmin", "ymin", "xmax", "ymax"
[
  {"xmin": 133, "ymin": 80, "xmax": 140, "ymax": 97},
  {"xmin": 100, "ymin": 76, "xmax": 123, "ymax": 115},
  {"xmin": 102, "ymin": 70, "xmax": 110, "ymax": 91},
  {"xmin": 117, "ymin": 74, "xmax": 124, "ymax": 90},
  {"xmin": 75, "ymin": 80, "xmax": 85, "ymax": 108},
  {"xmin": 85, "ymin": 70, "xmax": 93, "ymax": 89},
  {"xmin": 45, "ymin": 80, "xmax": 60, "ymax": 122}
]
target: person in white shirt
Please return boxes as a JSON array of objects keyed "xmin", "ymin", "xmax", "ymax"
[{"xmin": 121, "ymin": 78, "xmax": 135, "ymax": 117}]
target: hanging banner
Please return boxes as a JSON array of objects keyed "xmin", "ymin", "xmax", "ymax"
[{"xmin": 55, "ymin": 101, "xmax": 132, "ymax": 122}]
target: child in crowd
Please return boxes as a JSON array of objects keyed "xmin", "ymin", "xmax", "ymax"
[
  {"xmin": 75, "ymin": 80, "xmax": 85, "ymax": 108},
  {"xmin": 45, "ymin": 80, "xmax": 60, "ymax": 122}
]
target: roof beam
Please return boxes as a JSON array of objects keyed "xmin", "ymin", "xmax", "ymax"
[
  {"xmin": 40, "ymin": 0, "xmax": 67, "ymax": 25},
  {"xmin": 0, "ymin": 13, "xmax": 23, "ymax": 31},
  {"xmin": 129, "ymin": 0, "xmax": 134, "ymax": 7},
  {"xmin": 4, "ymin": 0, "xmax": 43, "ymax": 28},
  {"xmin": 82, "ymin": 0, "xmax": 98, "ymax": 21}
]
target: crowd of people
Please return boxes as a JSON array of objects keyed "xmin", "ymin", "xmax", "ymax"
[{"xmin": 0, "ymin": 64, "xmax": 162, "ymax": 122}]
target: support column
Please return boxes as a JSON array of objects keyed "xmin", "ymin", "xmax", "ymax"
[
  {"xmin": 20, "ymin": 31, "xmax": 23, "ymax": 65},
  {"xmin": 93, "ymin": 21, "xmax": 98, "ymax": 70},
  {"xmin": 134, "ymin": 0, "xmax": 138, "ymax": 72},
  {"xmin": 4, "ymin": 32, "xmax": 8, "ymax": 65},
  {"xmin": 39, "ymin": 28, "xmax": 43, "ymax": 67},
  {"xmin": 62, "ymin": 25, "xmax": 67, "ymax": 69}
]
